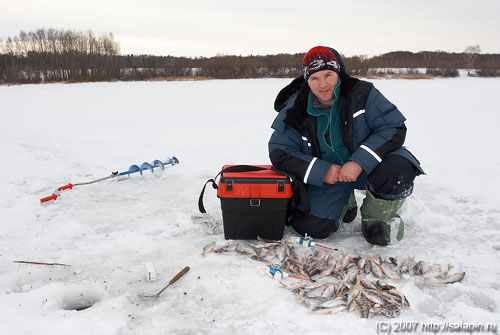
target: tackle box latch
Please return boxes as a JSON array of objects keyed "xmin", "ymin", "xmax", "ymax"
[
  {"xmin": 249, "ymin": 199, "xmax": 261, "ymax": 207},
  {"xmin": 226, "ymin": 180, "xmax": 233, "ymax": 192},
  {"xmin": 277, "ymin": 180, "xmax": 285, "ymax": 192}
]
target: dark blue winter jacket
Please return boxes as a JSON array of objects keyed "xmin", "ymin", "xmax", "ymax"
[{"xmin": 268, "ymin": 71, "xmax": 423, "ymax": 221}]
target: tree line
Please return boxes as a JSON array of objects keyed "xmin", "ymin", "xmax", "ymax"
[
  {"xmin": 0, "ymin": 28, "xmax": 120, "ymax": 83},
  {"xmin": 1, "ymin": 28, "xmax": 499, "ymax": 84}
]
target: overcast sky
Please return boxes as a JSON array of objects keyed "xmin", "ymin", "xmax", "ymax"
[{"xmin": 1, "ymin": 0, "xmax": 499, "ymax": 57}]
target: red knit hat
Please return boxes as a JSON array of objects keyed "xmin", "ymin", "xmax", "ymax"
[{"xmin": 302, "ymin": 46, "xmax": 340, "ymax": 80}]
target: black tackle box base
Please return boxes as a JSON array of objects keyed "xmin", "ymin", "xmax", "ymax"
[{"xmin": 220, "ymin": 198, "xmax": 290, "ymax": 240}]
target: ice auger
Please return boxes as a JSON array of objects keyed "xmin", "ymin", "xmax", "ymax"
[{"xmin": 40, "ymin": 156, "xmax": 179, "ymax": 203}]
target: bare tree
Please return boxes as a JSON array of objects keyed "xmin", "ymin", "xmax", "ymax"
[{"xmin": 463, "ymin": 44, "xmax": 481, "ymax": 76}]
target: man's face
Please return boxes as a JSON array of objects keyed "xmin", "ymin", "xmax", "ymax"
[{"xmin": 307, "ymin": 70, "xmax": 339, "ymax": 106}]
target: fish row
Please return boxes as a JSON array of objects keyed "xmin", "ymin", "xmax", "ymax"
[
  {"xmin": 206, "ymin": 240, "xmax": 464, "ymax": 284},
  {"xmin": 202, "ymin": 240, "xmax": 465, "ymax": 318}
]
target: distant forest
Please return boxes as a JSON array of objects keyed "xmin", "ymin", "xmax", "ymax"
[{"xmin": 1, "ymin": 28, "xmax": 500, "ymax": 84}]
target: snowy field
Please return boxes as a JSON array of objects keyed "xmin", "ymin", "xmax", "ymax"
[{"xmin": 1, "ymin": 77, "xmax": 499, "ymax": 334}]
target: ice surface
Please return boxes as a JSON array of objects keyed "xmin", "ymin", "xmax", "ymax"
[{"xmin": 1, "ymin": 78, "xmax": 499, "ymax": 334}]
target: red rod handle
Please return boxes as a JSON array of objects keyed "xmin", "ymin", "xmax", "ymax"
[
  {"xmin": 288, "ymin": 274, "xmax": 315, "ymax": 282},
  {"xmin": 315, "ymin": 243, "xmax": 337, "ymax": 251},
  {"xmin": 57, "ymin": 183, "xmax": 73, "ymax": 191},
  {"xmin": 40, "ymin": 193, "xmax": 58, "ymax": 203}
]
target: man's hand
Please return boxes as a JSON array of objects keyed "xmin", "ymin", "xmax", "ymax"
[
  {"xmin": 338, "ymin": 161, "xmax": 363, "ymax": 182},
  {"xmin": 324, "ymin": 164, "xmax": 341, "ymax": 184}
]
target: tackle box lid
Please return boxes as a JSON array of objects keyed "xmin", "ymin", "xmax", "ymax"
[
  {"xmin": 217, "ymin": 165, "xmax": 292, "ymax": 199},
  {"xmin": 220, "ymin": 165, "xmax": 289, "ymax": 180}
]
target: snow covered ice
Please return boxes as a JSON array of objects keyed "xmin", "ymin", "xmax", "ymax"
[{"xmin": 1, "ymin": 77, "xmax": 499, "ymax": 334}]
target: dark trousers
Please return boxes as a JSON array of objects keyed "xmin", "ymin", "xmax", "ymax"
[
  {"xmin": 291, "ymin": 155, "xmax": 420, "ymax": 239},
  {"xmin": 367, "ymin": 154, "xmax": 421, "ymax": 199}
]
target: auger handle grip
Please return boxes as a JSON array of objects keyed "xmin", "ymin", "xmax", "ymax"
[
  {"xmin": 169, "ymin": 266, "xmax": 190, "ymax": 285},
  {"xmin": 40, "ymin": 194, "xmax": 58, "ymax": 203},
  {"xmin": 57, "ymin": 183, "xmax": 73, "ymax": 191}
]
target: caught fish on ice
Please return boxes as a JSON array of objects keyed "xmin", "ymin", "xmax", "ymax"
[{"xmin": 203, "ymin": 238, "xmax": 465, "ymax": 318}]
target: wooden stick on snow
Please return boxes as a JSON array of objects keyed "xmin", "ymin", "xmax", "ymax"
[{"xmin": 14, "ymin": 261, "xmax": 71, "ymax": 267}]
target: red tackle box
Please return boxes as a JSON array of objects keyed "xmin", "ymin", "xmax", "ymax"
[{"xmin": 216, "ymin": 165, "xmax": 292, "ymax": 240}]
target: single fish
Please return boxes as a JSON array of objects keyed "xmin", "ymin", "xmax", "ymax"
[
  {"xmin": 318, "ymin": 297, "xmax": 346, "ymax": 309},
  {"xmin": 346, "ymin": 282, "xmax": 364, "ymax": 312},
  {"xmin": 353, "ymin": 294, "xmax": 371, "ymax": 319},
  {"xmin": 421, "ymin": 265, "xmax": 446, "ymax": 281},
  {"xmin": 441, "ymin": 271, "xmax": 465, "ymax": 284},
  {"xmin": 358, "ymin": 257, "xmax": 372, "ymax": 274},
  {"xmin": 201, "ymin": 242, "xmax": 216, "ymax": 257},
  {"xmin": 408, "ymin": 259, "xmax": 424, "ymax": 276},
  {"xmin": 296, "ymin": 295, "xmax": 320, "ymax": 310},
  {"xmin": 371, "ymin": 254, "xmax": 383, "ymax": 265},
  {"xmin": 278, "ymin": 243, "xmax": 287, "ymax": 262},
  {"xmin": 305, "ymin": 282, "xmax": 330, "ymax": 298},
  {"xmin": 375, "ymin": 280, "xmax": 395, "ymax": 291},
  {"xmin": 341, "ymin": 253, "xmax": 352, "ymax": 271},
  {"xmin": 371, "ymin": 262, "xmax": 385, "ymax": 279},
  {"xmin": 363, "ymin": 289, "xmax": 386, "ymax": 305},
  {"xmin": 372, "ymin": 304, "xmax": 401, "ymax": 318},
  {"xmin": 315, "ymin": 304, "xmax": 347, "ymax": 314},
  {"xmin": 359, "ymin": 278, "xmax": 378, "ymax": 291},
  {"xmin": 380, "ymin": 262, "xmax": 401, "ymax": 280},
  {"xmin": 388, "ymin": 289, "xmax": 410, "ymax": 308},
  {"xmin": 320, "ymin": 283, "xmax": 338, "ymax": 299},
  {"xmin": 319, "ymin": 267, "xmax": 336, "ymax": 278},
  {"xmin": 280, "ymin": 281, "xmax": 307, "ymax": 292}
]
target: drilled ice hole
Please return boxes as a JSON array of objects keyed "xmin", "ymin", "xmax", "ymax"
[{"xmin": 60, "ymin": 285, "xmax": 103, "ymax": 311}]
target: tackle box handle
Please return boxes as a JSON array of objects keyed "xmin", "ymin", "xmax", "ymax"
[{"xmin": 198, "ymin": 165, "xmax": 270, "ymax": 214}]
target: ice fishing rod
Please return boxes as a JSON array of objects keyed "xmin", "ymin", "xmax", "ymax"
[
  {"xmin": 288, "ymin": 236, "xmax": 338, "ymax": 251},
  {"xmin": 257, "ymin": 265, "xmax": 315, "ymax": 282},
  {"xmin": 40, "ymin": 156, "xmax": 179, "ymax": 203}
]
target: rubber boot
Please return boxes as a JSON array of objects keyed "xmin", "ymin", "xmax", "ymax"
[
  {"xmin": 340, "ymin": 191, "xmax": 357, "ymax": 224},
  {"xmin": 360, "ymin": 189, "xmax": 405, "ymax": 246}
]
